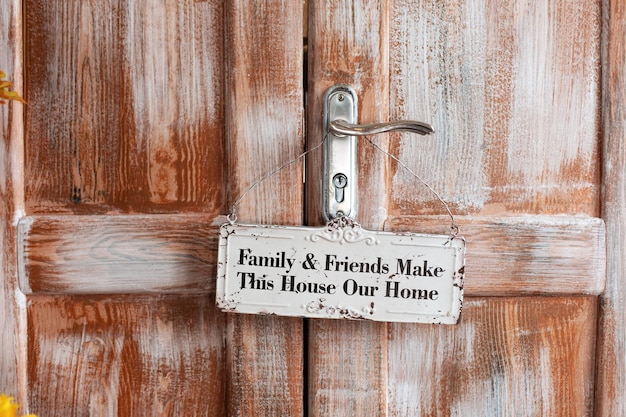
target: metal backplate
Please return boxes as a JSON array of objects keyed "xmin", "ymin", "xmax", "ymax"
[{"xmin": 323, "ymin": 85, "xmax": 357, "ymax": 220}]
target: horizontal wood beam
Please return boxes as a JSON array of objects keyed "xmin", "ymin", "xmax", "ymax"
[
  {"xmin": 17, "ymin": 214, "xmax": 605, "ymax": 296},
  {"xmin": 386, "ymin": 215, "xmax": 606, "ymax": 296},
  {"xmin": 18, "ymin": 215, "xmax": 225, "ymax": 295}
]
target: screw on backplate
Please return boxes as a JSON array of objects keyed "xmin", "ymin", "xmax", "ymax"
[
  {"xmin": 337, "ymin": 94, "xmax": 345, "ymax": 102},
  {"xmin": 333, "ymin": 173, "xmax": 348, "ymax": 203}
]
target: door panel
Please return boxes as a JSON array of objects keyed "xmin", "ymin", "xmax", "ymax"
[
  {"xmin": 24, "ymin": 0, "xmax": 226, "ymax": 214},
  {"xmin": 388, "ymin": 0, "xmax": 601, "ymax": 216},
  {"xmin": 387, "ymin": 297, "xmax": 597, "ymax": 416},
  {"xmin": 306, "ymin": 0, "xmax": 603, "ymax": 415},
  {"xmin": 27, "ymin": 295, "xmax": 227, "ymax": 416},
  {"xmin": 15, "ymin": 0, "xmax": 304, "ymax": 415}
]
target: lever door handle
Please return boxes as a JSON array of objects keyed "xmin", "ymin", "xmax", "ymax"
[
  {"xmin": 329, "ymin": 120, "xmax": 434, "ymax": 137},
  {"xmin": 322, "ymin": 84, "xmax": 434, "ymax": 221}
]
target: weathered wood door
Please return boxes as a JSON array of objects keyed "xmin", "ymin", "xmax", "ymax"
[
  {"xmin": 3, "ymin": 1, "xmax": 305, "ymax": 415},
  {"xmin": 1, "ymin": 0, "xmax": 625, "ymax": 416}
]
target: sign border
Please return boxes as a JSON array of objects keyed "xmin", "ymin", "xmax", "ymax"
[{"xmin": 216, "ymin": 221, "xmax": 465, "ymax": 324}]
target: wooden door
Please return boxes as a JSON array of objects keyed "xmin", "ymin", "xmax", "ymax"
[
  {"xmin": 1, "ymin": 0, "xmax": 625, "ymax": 416},
  {"xmin": 2, "ymin": 1, "xmax": 305, "ymax": 415},
  {"xmin": 305, "ymin": 1, "xmax": 620, "ymax": 416}
]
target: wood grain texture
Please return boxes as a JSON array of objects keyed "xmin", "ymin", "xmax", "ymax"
[
  {"xmin": 18, "ymin": 214, "xmax": 224, "ymax": 295},
  {"xmin": 307, "ymin": 0, "xmax": 390, "ymax": 229},
  {"xmin": 307, "ymin": 1, "xmax": 604, "ymax": 416},
  {"xmin": 306, "ymin": 2, "xmax": 390, "ymax": 415},
  {"xmin": 225, "ymin": 1, "xmax": 305, "ymax": 416},
  {"xmin": 388, "ymin": 297, "xmax": 597, "ymax": 416},
  {"xmin": 23, "ymin": 0, "xmax": 225, "ymax": 214},
  {"xmin": 309, "ymin": 319, "xmax": 388, "ymax": 416},
  {"xmin": 17, "ymin": 214, "xmax": 606, "ymax": 297},
  {"xmin": 386, "ymin": 215, "xmax": 606, "ymax": 296},
  {"xmin": 389, "ymin": 0, "xmax": 601, "ymax": 216},
  {"xmin": 595, "ymin": 0, "xmax": 626, "ymax": 414},
  {"xmin": 27, "ymin": 295, "xmax": 227, "ymax": 417},
  {"xmin": 0, "ymin": 0, "xmax": 28, "ymax": 409}
]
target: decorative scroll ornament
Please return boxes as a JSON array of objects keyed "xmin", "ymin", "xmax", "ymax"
[{"xmin": 306, "ymin": 217, "xmax": 380, "ymax": 245}]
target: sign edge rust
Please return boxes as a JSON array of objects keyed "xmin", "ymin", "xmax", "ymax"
[{"xmin": 216, "ymin": 221, "xmax": 465, "ymax": 324}]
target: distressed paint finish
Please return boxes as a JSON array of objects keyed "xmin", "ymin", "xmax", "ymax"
[
  {"xmin": 27, "ymin": 295, "xmax": 227, "ymax": 417},
  {"xmin": 18, "ymin": 214, "xmax": 604, "ymax": 297},
  {"xmin": 307, "ymin": 1, "xmax": 390, "ymax": 415},
  {"xmin": 596, "ymin": 0, "xmax": 626, "ymax": 414},
  {"xmin": 389, "ymin": 0, "xmax": 601, "ymax": 216},
  {"xmin": 20, "ymin": 0, "xmax": 304, "ymax": 415},
  {"xmin": 382, "ymin": 2, "xmax": 603, "ymax": 415},
  {"xmin": 309, "ymin": 319, "xmax": 388, "ymax": 417},
  {"xmin": 3, "ymin": 0, "xmax": 623, "ymax": 416},
  {"xmin": 24, "ymin": 0, "xmax": 225, "ymax": 213},
  {"xmin": 17, "ymin": 215, "xmax": 223, "ymax": 294},
  {"xmin": 224, "ymin": 1, "xmax": 305, "ymax": 416},
  {"xmin": 388, "ymin": 297, "xmax": 597, "ymax": 416},
  {"xmin": 385, "ymin": 215, "xmax": 606, "ymax": 296},
  {"xmin": 308, "ymin": 0, "xmax": 605, "ymax": 416},
  {"xmin": 0, "ymin": 0, "xmax": 27, "ymax": 409}
]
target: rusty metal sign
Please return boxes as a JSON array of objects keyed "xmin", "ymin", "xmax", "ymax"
[{"xmin": 216, "ymin": 218, "xmax": 465, "ymax": 324}]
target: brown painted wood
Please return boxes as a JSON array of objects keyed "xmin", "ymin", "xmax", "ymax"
[
  {"xmin": 388, "ymin": 297, "xmax": 597, "ymax": 416},
  {"xmin": 23, "ymin": 0, "xmax": 226, "ymax": 214},
  {"xmin": 388, "ymin": 0, "xmax": 601, "ymax": 218},
  {"xmin": 306, "ymin": 1, "xmax": 390, "ymax": 415},
  {"xmin": 17, "ymin": 214, "xmax": 605, "ymax": 297},
  {"xmin": 18, "ymin": 214, "xmax": 224, "ymax": 294},
  {"xmin": 306, "ymin": 1, "xmax": 604, "ymax": 416},
  {"xmin": 20, "ymin": 0, "xmax": 305, "ymax": 415},
  {"xmin": 383, "ymin": 3, "xmax": 603, "ymax": 416},
  {"xmin": 27, "ymin": 295, "xmax": 227, "ymax": 417},
  {"xmin": 224, "ymin": 1, "xmax": 305, "ymax": 416},
  {"xmin": 308, "ymin": 319, "xmax": 388, "ymax": 416},
  {"xmin": 386, "ymin": 215, "xmax": 606, "ymax": 296},
  {"xmin": 4, "ymin": 0, "xmax": 621, "ymax": 415},
  {"xmin": 20, "ymin": 1, "xmax": 233, "ymax": 414},
  {"xmin": 0, "ymin": 0, "xmax": 28, "ymax": 409},
  {"xmin": 595, "ymin": 0, "xmax": 626, "ymax": 414}
]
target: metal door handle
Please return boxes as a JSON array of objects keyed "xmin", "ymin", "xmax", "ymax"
[
  {"xmin": 329, "ymin": 120, "xmax": 434, "ymax": 137},
  {"xmin": 322, "ymin": 84, "xmax": 434, "ymax": 221}
]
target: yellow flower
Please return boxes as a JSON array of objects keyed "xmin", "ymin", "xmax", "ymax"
[
  {"xmin": 0, "ymin": 394, "xmax": 37, "ymax": 417},
  {"xmin": 0, "ymin": 70, "xmax": 26, "ymax": 105}
]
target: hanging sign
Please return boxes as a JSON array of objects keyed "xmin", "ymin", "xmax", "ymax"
[{"xmin": 216, "ymin": 217, "xmax": 465, "ymax": 324}]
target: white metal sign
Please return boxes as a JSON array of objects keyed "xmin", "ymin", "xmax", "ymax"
[{"xmin": 216, "ymin": 219, "xmax": 465, "ymax": 324}]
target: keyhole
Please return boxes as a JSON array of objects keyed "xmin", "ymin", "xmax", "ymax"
[{"xmin": 333, "ymin": 173, "xmax": 348, "ymax": 203}]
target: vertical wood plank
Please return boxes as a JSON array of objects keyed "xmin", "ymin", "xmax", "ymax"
[
  {"xmin": 0, "ymin": 0, "xmax": 28, "ymax": 409},
  {"xmin": 27, "ymin": 295, "xmax": 227, "ymax": 417},
  {"xmin": 309, "ymin": 320, "xmax": 388, "ymax": 416},
  {"xmin": 307, "ymin": 0, "xmax": 390, "ymax": 228},
  {"xmin": 596, "ymin": 0, "xmax": 626, "ymax": 414},
  {"xmin": 24, "ymin": 0, "xmax": 225, "ymax": 214},
  {"xmin": 307, "ymin": 1, "xmax": 389, "ymax": 415},
  {"xmin": 388, "ymin": 297, "xmax": 597, "ymax": 416},
  {"xmin": 225, "ymin": 1, "xmax": 304, "ymax": 415}
]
